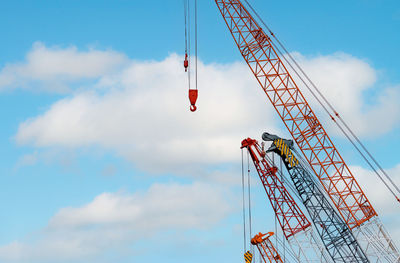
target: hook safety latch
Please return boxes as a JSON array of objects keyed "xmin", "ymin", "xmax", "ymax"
[{"xmin": 189, "ymin": 89, "xmax": 198, "ymax": 112}]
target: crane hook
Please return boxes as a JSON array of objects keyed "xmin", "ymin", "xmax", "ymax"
[{"xmin": 189, "ymin": 89, "xmax": 198, "ymax": 112}]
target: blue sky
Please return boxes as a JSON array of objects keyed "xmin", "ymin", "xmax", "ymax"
[{"xmin": 0, "ymin": 1, "xmax": 399, "ymax": 262}]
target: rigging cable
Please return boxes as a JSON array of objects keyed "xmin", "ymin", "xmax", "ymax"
[
  {"xmin": 183, "ymin": 0, "xmax": 189, "ymax": 72},
  {"xmin": 186, "ymin": 0, "xmax": 191, "ymax": 90},
  {"xmin": 247, "ymin": 150, "xmax": 254, "ymax": 255},
  {"xmin": 241, "ymin": 149, "xmax": 247, "ymax": 252},
  {"xmin": 184, "ymin": 0, "xmax": 199, "ymax": 112},
  {"xmin": 195, "ymin": 0, "xmax": 198, "ymax": 91},
  {"xmin": 242, "ymin": 0, "xmax": 400, "ymax": 203},
  {"xmin": 187, "ymin": 0, "xmax": 199, "ymax": 111}
]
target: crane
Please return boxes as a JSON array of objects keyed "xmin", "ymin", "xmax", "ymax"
[
  {"xmin": 212, "ymin": 0, "xmax": 400, "ymax": 261},
  {"xmin": 251, "ymin": 232, "xmax": 284, "ymax": 263},
  {"xmin": 241, "ymin": 138, "xmax": 331, "ymax": 263},
  {"xmin": 262, "ymin": 132, "xmax": 370, "ymax": 262},
  {"xmin": 242, "ymin": 138, "xmax": 369, "ymax": 263}
]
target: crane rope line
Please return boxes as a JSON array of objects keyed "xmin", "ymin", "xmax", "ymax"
[
  {"xmin": 185, "ymin": 0, "xmax": 198, "ymax": 111},
  {"xmin": 247, "ymin": 150, "xmax": 254, "ymax": 255},
  {"xmin": 242, "ymin": 0, "xmax": 400, "ymax": 203},
  {"xmin": 184, "ymin": 0, "xmax": 191, "ymax": 90},
  {"xmin": 183, "ymin": 0, "xmax": 188, "ymax": 55},
  {"xmin": 241, "ymin": 149, "xmax": 247, "ymax": 252},
  {"xmin": 195, "ymin": 0, "xmax": 198, "ymax": 91}
]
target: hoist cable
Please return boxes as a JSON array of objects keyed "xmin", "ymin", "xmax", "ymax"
[
  {"xmin": 183, "ymin": 0, "xmax": 188, "ymax": 54},
  {"xmin": 187, "ymin": 0, "xmax": 191, "ymax": 90},
  {"xmin": 194, "ymin": 0, "xmax": 198, "ymax": 90},
  {"xmin": 247, "ymin": 150, "xmax": 253, "ymax": 254},
  {"xmin": 241, "ymin": 149, "xmax": 247, "ymax": 252},
  {"xmin": 279, "ymin": 157, "xmax": 287, "ymax": 262},
  {"xmin": 243, "ymin": 0, "xmax": 400, "ymax": 202}
]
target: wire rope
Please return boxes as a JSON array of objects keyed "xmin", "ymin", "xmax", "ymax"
[
  {"xmin": 194, "ymin": 0, "xmax": 198, "ymax": 90},
  {"xmin": 187, "ymin": 0, "xmax": 191, "ymax": 90},
  {"xmin": 247, "ymin": 150, "xmax": 254, "ymax": 255},
  {"xmin": 241, "ymin": 149, "xmax": 247, "ymax": 252}
]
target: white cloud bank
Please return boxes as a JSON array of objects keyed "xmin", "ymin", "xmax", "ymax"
[
  {"xmin": 294, "ymin": 52, "xmax": 400, "ymax": 137},
  {"xmin": 0, "ymin": 182, "xmax": 233, "ymax": 262},
  {"xmin": 8, "ymin": 43, "xmax": 400, "ymax": 175},
  {"xmin": 0, "ymin": 42, "xmax": 128, "ymax": 92}
]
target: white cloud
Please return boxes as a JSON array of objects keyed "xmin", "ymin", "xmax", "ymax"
[
  {"xmin": 4, "ymin": 44, "xmax": 400, "ymax": 261},
  {"xmin": 351, "ymin": 164, "xmax": 400, "ymax": 217},
  {"xmin": 350, "ymin": 164, "xmax": 400, "ymax": 247},
  {"xmin": 14, "ymin": 52, "xmax": 280, "ymax": 174},
  {"xmin": 292, "ymin": 52, "xmax": 400, "ymax": 137},
  {"xmin": 0, "ymin": 182, "xmax": 233, "ymax": 262},
  {"xmin": 0, "ymin": 42, "xmax": 128, "ymax": 92},
  {"xmin": 13, "ymin": 48, "xmax": 400, "ymax": 175}
]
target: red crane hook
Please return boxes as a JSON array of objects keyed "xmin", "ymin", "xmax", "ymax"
[{"xmin": 189, "ymin": 89, "xmax": 198, "ymax": 112}]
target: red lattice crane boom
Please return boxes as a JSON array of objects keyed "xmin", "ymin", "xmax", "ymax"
[{"xmin": 215, "ymin": 0, "xmax": 374, "ymax": 228}]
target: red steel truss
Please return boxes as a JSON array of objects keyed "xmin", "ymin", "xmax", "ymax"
[
  {"xmin": 241, "ymin": 138, "xmax": 310, "ymax": 239},
  {"xmin": 216, "ymin": 0, "xmax": 376, "ymax": 229}
]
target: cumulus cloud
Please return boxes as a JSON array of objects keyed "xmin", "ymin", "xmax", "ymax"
[
  {"xmin": 13, "ymin": 47, "xmax": 400, "ymax": 175},
  {"xmin": 14, "ymin": 52, "xmax": 280, "ymax": 174},
  {"xmin": 4, "ymin": 43, "xmax": 400, "ymax": 261},
  {"xmin": 351, "ymin": 164, "xmax": 400, "ymax": 245},
  {"xmin": 351, "ymin": 164, "xmax": 400, "ymax": 216},
  {"xmin": 0, "ymin": 182, "xmax": 233, "ymax": 262},
  {"xmin": 292, "ymin": 52, "xmax": 400, "ymax": 137},
  {"xmin": 0, "ymin": 42, "xmax": 128, "ymax": 92}
]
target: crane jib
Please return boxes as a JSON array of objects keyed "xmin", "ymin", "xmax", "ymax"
[{"xmin": 214, "ymin": 0, "xmax": 375, "ymax": 229}]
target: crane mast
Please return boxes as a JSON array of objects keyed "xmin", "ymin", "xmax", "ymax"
[
  {"xmin": 215, "ymin": 0, "xmax": 400, "ymax": 261},
  {"xmin": 241, "ymin": 138, "xmax": 331, "ymax": 263}
]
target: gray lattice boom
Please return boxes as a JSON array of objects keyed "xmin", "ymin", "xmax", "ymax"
[{"xmin": 266, "ymin": 136, "xmax": 369, "ymax": 263}]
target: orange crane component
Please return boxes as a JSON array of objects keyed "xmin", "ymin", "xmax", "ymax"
[{"xmin": 251, "ymin": 232, "xmax": 283, "ymax": 263}]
